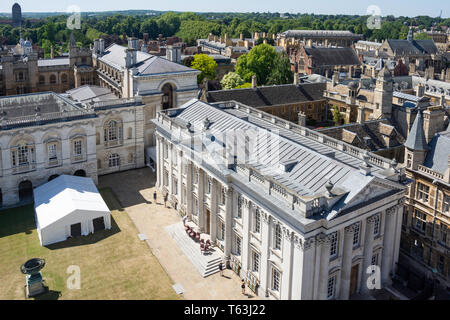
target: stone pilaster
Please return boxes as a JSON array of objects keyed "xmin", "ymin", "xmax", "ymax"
[
  {"xmin": 339, "ymin": 223, "xmax": 357, "ymax": 300},
  {"xmin": 224, "ymin": 186, "xmax": 233, "ymax": 266},
  {"xmin": 186, "ymin": 162, "xmax": 193, "ymax": 219},
  {"xmin": 381, "ymin": 206, "xmax": 397, "ymax": 285},
  {"xmin": 241, "ymin": 199, "xmax": 251, "ymax": 273},
  {"xmin": 361, "ymin": 215, "xmax": 377, "ymax": 295},
  {"xmin": 259, "ymin": 211, "xmax": 270, "ymax": 296},
  {"xmin": 317, "ymin": 233, "xmax": 332, "ymax": 300},
  {"xmin": 210, "ymin": 179, "xmax": 218, "ymax": 241},
  {"xmin": 168, "ymin": 143, "xmax": 173, "ymax": 195},
  {"xmin": 281, "ymin": 227, "xmax": 294, "ymax": 299},
  {"xmin": 198, "ymin": 169, "xmax": 205, "ymax": 230}
]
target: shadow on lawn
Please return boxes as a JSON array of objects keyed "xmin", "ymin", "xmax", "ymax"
[
  {"xmin": 33, "ymin": 288, "xmax": 61, "ymax": 300},
  {"xmin": 98, "ymin": 167, "xmax": 157, "ymax": 208},
  {"xmin": 46, "ymin": 215, "xmax": 121, "ymax": 250},
  {"xmin": 0, "ymin": 204, "xmax": 36, "ymax": 238}
]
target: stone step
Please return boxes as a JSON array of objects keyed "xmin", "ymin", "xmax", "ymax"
[{"xmin": 166, "ymin": 222, "xmax": 223, "ymax": 278}]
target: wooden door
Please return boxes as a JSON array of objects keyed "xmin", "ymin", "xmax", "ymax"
[
  {"xmin": 350, "ymin": 264, "xmax": 359, "ymax": 296},
  {"xmin": 206, "ymin": 209, "xmax": 211, "ymax": 234}
]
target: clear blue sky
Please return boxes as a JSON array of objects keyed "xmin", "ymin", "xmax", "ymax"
[{"xmin": 1, "ymin": 0, "xmax": 448, "ymax": 18}]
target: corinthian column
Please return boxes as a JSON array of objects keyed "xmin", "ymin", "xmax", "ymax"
[
  {"xmin": 317, "ymin": 233, "xmax": 332, "ymax": 300},
  {"xmin": 224, "ymin": 186, "xmax": 233, "ymax": 265},
  {"xmin": 361, "ymin": 215, "xmax": 376, "ymax": 295},
  {"xmin": 339, "ymin": 224, "xmax": 356, "ymax": 300},
  {"xmin": 381, "ymin": 206, "xmax": 397, "ymax": 285}
]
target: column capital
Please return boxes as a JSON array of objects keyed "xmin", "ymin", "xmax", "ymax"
[
  {"xmin": 367, "ymin": 214, "xmax": 378, "ymax": 225},
  {"xmin": 315, "ymin": 233, "xmax": 331, "ymax": 246},
  {"xmin": 261, "ymin": 210, "xmax": 269, "ymax": 224},
  {"xmin": 294, "ymin": 235, "xmax": 315, "ymax": 251},
  {"xmin": 386, "ymin": 205, "xmax": 397, "ymax": 216},
  {"xmin": 282, "ymin": 226, "xmax": 293, "ymax": 241},
  {"xmin": 344, "ymin": 223, "xmax": 358, "ymax": 235}
]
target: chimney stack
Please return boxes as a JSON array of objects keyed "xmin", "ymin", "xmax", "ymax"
[
  {"xmin": 294, "ymin": 73, "xmax": 299, "ymax": 85},
  {"xmin": 416, "ymin": 83, "xmax": 425, "ymax": 97},
  {"xmin": 251, "ymin": 75, "xmax": 257, "ymax": 88}
]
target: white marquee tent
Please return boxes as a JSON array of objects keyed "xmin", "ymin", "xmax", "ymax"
[{"xmin": 34, "ymin": 175, "xmax": 111, "ymax": 246}]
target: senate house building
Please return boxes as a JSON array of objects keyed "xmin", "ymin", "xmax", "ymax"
[{"xmin": 153, "ymin": 98, "xmax": 407, "ymax": 300}]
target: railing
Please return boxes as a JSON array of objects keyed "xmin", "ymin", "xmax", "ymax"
[
  {"xmin": 11, "ymin": 163, "xmax": 36, "ymax": 174},
  {"xmin": 104, "ymin": 139, "xmax": 123, "ymax": 148},
  {"xmin": 72, "ymin": 154, "xmax": 86, "ymax": 163},
  {"xmin": 418, "ymin": 165, "xmax": 444, "ymax": 180},
  {"xmin": 47, "ymin": 159, "xmax": 61, "ymax": 167}
]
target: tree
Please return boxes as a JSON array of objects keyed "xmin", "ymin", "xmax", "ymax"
[
  {"xmin": 414, "ymin": 32, "xmax": 432, "ymax": 40},
  {"xmin": 221, "ymin": 72, "xmax": 245, "ymax": 89},
  {"xmin": 267, "ymin": 52, "xmax": 293, "ymax": 85},
  {"xmin": 235, "ymin": 83, "xmax": 252, "ymax": 89},
  {"xmin": 332, "ymin": 105, "xmax": 344, "ymax": 126},
  {"xmin": 236, "ymin": 43, "xmax": 277, "ymax": 85},
  {"xmin": 191, "ymin": 54, "xmax": 217, "ymax": 84}
]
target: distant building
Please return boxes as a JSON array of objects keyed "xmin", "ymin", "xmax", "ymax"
[
  {"xmin": 278, "ymin": 30, "xmax": 363, "ymax": 48},
  {"xmin": 289, "ymin": 45, "xmax": 361, "ymax": 78},
  {"xmin": 399, "ymin": 112, "xmax": 450, "ymax": 295},
  {"xmin": 0, "ymin": 34, "xmax": 95, "ymax": 96},
  {"xmin": 203, "ymin": 76, "xmax": 327, "ymax": 124},
  {"xmin": 11, "ymin": 3, "xmax": 22, "ymax": 28}
]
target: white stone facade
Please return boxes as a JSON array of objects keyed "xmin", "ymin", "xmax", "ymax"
[
  {"xmin": 0, "ymin": 93, "xmax": 145, "ymax": 207},
  {"xmin": 153, "ymin": 99, "xmax": 407, "ymax": 300}
]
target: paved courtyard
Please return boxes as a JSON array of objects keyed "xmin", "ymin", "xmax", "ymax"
[{"xmin": 99, "ymin": 167, "xmax": 261, "ymax": 300}]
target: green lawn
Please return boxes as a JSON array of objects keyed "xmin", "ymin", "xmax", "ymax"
[{"xmin": 0, "ymin": 188, "xmax": 181, "ymax": 300}]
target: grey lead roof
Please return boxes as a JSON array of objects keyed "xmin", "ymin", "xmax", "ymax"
[
  {"xmin": 99, "ymin": 43, "xmax": 198, "ymax": 76},
  {"xmin": 37, "ymin": 58, "xmax": 70, "ymax": 67},
  {"xmin": 166, "ymin": 100, "xmax": 390, "ymax": 198},
  {"xmin": 423, "ymin": 129, "xmax": 450, "ymax": 175},
  {"xmin": 404, "ymin": 112, "xmax": 429, "ymax": 151}
]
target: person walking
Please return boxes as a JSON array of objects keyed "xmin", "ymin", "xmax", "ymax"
[
  {"xmin": 153, "ymin": 190, "xmax": 157, "ymax": 204},
  {"xmin": 241, "ymin": 279, "xmax": 246, "ymax": 295},
  {"xmin": 218, "ymin": 262, "xmax": 223, "ymax": 277},
  {"xmin": 164, "ymin": 193, "xmax": 168, "ymax": 208}
]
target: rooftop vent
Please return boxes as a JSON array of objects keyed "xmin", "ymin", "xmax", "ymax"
[{"xmin": 279, "ymin": 159, "xmax": 298, "ymax": 173}]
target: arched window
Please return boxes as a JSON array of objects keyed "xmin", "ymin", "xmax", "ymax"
[
  {"xmin": 104, "ymin": 120, "xmax": 123, "ymax": 145},
  {"xmin": 61, "ymin": 74, "xmax": 68, "ymax": 83},
  {"xmin": 109, "ymin": 154, "xmax": 120, "ymax": 168},
  {"xmin": 50, "ymin": 74, "xmax": 56, "ymax": 84},
  {"xmin": 161, "ymin": 83, "xmax": 174, "ymax": 110}
]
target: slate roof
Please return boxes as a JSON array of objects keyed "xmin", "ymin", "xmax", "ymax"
[
  {"xmin": 423, "ymin": 130, "xmax": 450, "ymax": 175},
  {"xmin": 386, "ymin": 39, "xmax": 438, "ymax": 56},
  {"xmin": 318, "ymin": 119, "xmax": 405, "ymax": 151},
  {"xmin": 205, "ymin": 83, "xmax": 326, "ymax": 107},
  {"xmin": 404, "ymin": 112, "xmax": 429, "ymax": 151},
  {"xmin": 304, "ymin": 47, "xmax": 361, "ymax": 67},
  {"xmin": 37, "ymin": 58, "xmax": 70, "ymax": 67},
  {"xmin": 66, "ymin": 85, "xmax": 118, "ymax": 103},
  {"xmin": 99, "ymin": 43, "xmax": 197, "ymax": 76}
]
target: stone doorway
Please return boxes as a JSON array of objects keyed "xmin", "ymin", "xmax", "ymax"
[
  {"xmin": 350, "ymin": 264, "xmax": 359, "ymax": 296},
  {"xmin": 206, "ymin": 209, "xmax": 211, "ymax": 234}
]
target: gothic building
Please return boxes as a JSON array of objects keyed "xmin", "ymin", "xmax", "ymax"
[
  {"xmin": 154, "ymin": 98, "xmax": 406, "ymax": 300},
  {"xmin": 400, "ymin": 112, "xmax": 450, "ymax": 292},
  {"xmin": 0, "ymin": 35, "xmax": 95, "ymax": 96}
]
